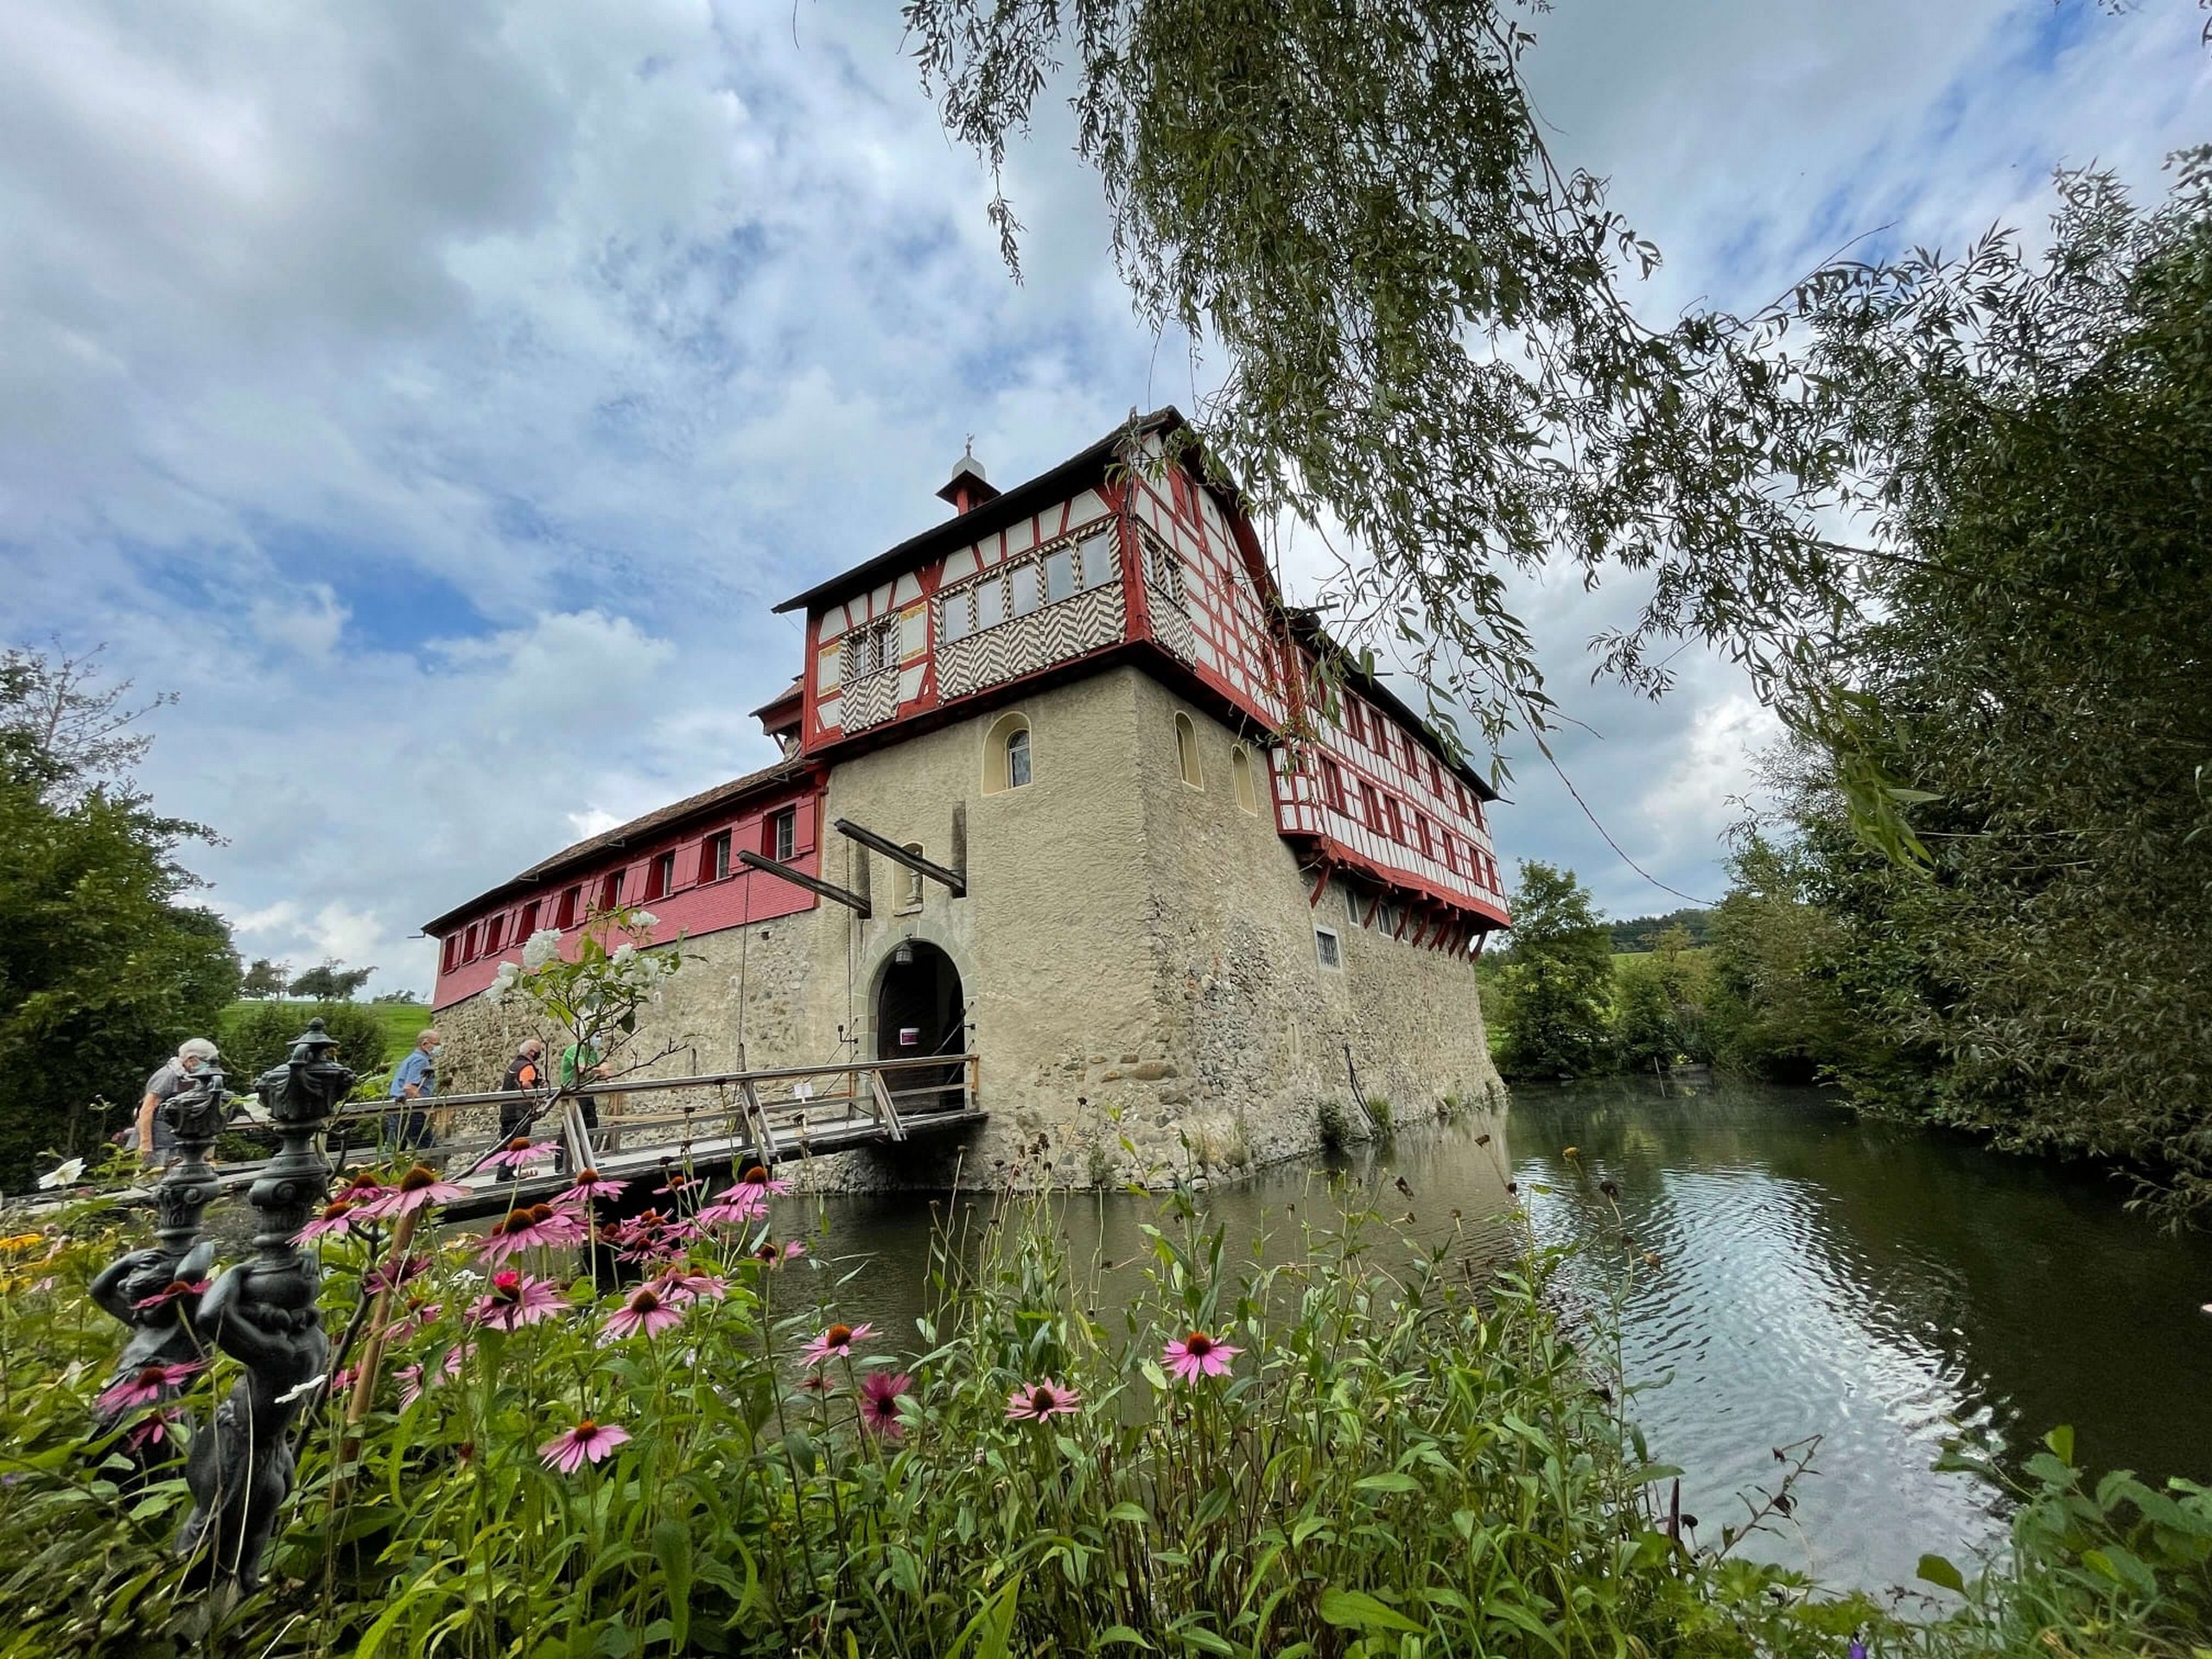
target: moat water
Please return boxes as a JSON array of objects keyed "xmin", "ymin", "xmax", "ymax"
[{"xmin": 797, "ymin": 1076, "xmax": 2212, "ymax": 1592}]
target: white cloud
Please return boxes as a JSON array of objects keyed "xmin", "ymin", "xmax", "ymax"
[{"xmin": 3, "ymin": 0, "xmax": 2207, "ymax": 980}]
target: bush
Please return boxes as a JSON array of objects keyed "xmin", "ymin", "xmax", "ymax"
[{"xmin": 219, "ymin": 1000, "xmax": 391, "ymax": 1090}]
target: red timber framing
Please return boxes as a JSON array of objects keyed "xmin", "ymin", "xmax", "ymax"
[
  {"xmin": 776, "ymin": 407, "xmax": 1507, "ymax": 951},
  {"xmin": 425, "ymin": 760, "xmax": 828, "ymax": 1011}
]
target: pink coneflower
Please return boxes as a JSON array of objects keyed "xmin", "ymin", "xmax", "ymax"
[
  {"xmin": 800, "ymin": 1321, "xmax": 876, "ymax": 1366},
  {"xmin": 748, "ymin": 1236, "xmax": 806, "ymax": 1268},
  {"xmin": 1005, "ymin": 1378, "xmax": 1084, "ymax": 1421},
  {"xmin": 724, "ymin": 1163, "xmax": 793, "ymax": 1198},
  {"xmin": 395, "ymin": 1363, "xmax": 428, "ymax": 1406},
  {"xmin": 1162, "ymin": 1331, "xmax": 1240, "ymax": 1383},
  {"xmin": 385, "ymin": 1295, "xmax": 443, "ymax": 1343},
  {"xmin": 655, "ymin": 1268, "xmax": 728, "ymax": 1306},
  {"xmin": 441, "ymin": 1341, "xmax": 476, "ymax": 1381},
  {"xmin": 477, "ymin": 1202, "xmax": 588, "ymax": 1264},
  {"xmin": 859, "ymin": 1371, "xmax": 914, "ymax": 1439},
  {"xmin": 359, "ymin": 1166, "xmax": 470, "ymax": 1219},
  {"xmin": 483, "ymin": 1137, "xmax": 558, "ymax": 1170},
  {"xmin": 364, "ymin": 1253, "xmax": 432, "ymax": 1295},
  {"xmin": 124, "ymin": 1408, "xmax": 185, "ymax": 1451},
  {"xmin": 539, "ymin": 1419, "xmax": 631, "ymax": 1474},
  {"xmin": 294, "ymin": 1200, "xmax": 359, "ymax": 1245},
  {"xmin": 335, "ymin": 1172, "xmax": 386, "ymax": 1203},
  {"xmin": 130, "ymin": 1277, "xmax": 210, "ymax": 1311},
  {"xmin": 96, "ymin": 1361, "xmax": 202, "ymax": 1414},
  {"xmin": 469, "ymin": 1269, "xmax": 564, "ymax": 1331},
  {"xmin": 559, "ymin": 1169, "xmax": 626, "ymax": 1203},
  {"xmin": 696, "ymin": 1192, "xmax": 767, "ymax": 1230},
  {"xmin": 797, "ymin": 1370, "xmax": 835, "ymax": 1396},
  {"xmin": 601, "ymin": 1286, "xmax": 684, "ymax": 1343},
  {"xmin": 653, "ymin": 1171, "xmax": 701, "ymax": 1198}
]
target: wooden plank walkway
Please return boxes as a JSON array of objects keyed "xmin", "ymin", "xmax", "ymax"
[{"xmin": 92, "ymin": 1054, "xmax": 986, "ymax": 1224}]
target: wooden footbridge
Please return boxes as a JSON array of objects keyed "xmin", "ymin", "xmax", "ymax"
[{"xmin": 122, "ymin": 1053, "xmax": 985, "ymax": 1224}]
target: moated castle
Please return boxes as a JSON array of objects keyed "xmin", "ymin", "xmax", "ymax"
[{"xmin": 424, "ymin": 410, "xmax": 1510, "ymax": 1186}]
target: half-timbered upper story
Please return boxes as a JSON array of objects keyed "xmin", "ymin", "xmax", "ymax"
[
  {"xmin": 425, "ymin": 409, "xmax": 1508, "ymax": 1009},
  {"xmin": 776, "ymin": 409, "xmax": 1510, "ymax": 935}
]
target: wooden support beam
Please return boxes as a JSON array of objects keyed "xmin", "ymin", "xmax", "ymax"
[
  {"xmin": 737, "ymin": 849, "xmax": 872, "ymax": 918},
  {"xmin": 833, "ymin": 817, "xmax": 967, "ymax": 897}
]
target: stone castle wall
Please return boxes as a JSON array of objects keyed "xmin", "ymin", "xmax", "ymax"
[{"xmin": 434, "ymin": 664, "xmax": 1502, "ymax": 1189}]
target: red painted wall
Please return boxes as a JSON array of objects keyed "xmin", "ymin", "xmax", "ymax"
[{"xmin": 431, "ymin": 787, "xmax": 823, "ymax": 1010}]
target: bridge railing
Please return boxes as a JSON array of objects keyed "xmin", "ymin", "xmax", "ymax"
[{"xmin": 304, "ymin": 1052, "xmax": 981, "ymax": 1178}]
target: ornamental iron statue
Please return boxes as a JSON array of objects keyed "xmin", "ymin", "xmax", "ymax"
[
  {"xmin": 89, "ymin": 1061, "xmax": 226, "ymax": 1448},
  {"xmin": 179, "ymin": 1020, "xmax": 353, "ymax": 1594}
]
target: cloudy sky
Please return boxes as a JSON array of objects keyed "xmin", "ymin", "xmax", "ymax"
[{"xmin": 4, "ymin": 0, "xmax": 2206, "ymax": 994}]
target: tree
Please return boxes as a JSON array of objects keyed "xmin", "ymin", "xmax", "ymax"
[
  {"xmin": 0, "ymin": 767, "xmax": 239, "ymax": 1191},
  {"xmin": 1493, "ymin": 862, "xmax": 1613, "ymax": 1080},
  {"xmin": 239, "ymin": 957, "xmax": 291, "ymax": 1000},
  {"xmin": 372, "ymin": 988, "xmax": 423, "ymax": 1006},
  {"xmin": 0, "ymin": 642, "xmax": 177, "ymax": 804},
  {"xmin": 289, "ymin": 959, "xmax": 373, "ymax": 1001},
  {"xmin": 1608, "ymin": 909, "xmax": 1713, "ymax": 954},
  {"xmin": 1757, "ymin": 159, "xmax": 2212, "ymax": 1218},
  {"xmin": 222, "ymin": 1000, "xmax": 390, "ymax": 1092},
  {"xmin": 1613, "ymin": 925, "xmax": 1710, "ymax": 1072},
  {"xmin": 0, "ymin": 644, "xmax": 237, "ymax": 1190}
]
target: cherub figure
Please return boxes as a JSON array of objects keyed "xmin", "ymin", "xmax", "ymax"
[{"xmin": 179, "ymin": 1258, "xmax": 327, "ymax": 1593}]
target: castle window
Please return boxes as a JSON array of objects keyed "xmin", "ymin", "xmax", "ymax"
[
  {"xmin": 462, "ymin": 924, "xmax": 480, "ymax": 960},
  {"xmin": 483, "ymin": 913, "xmax": 505, "ymax": 954},
  {"xmin": 1345, "ymin": 701, "xmax": 1364, "ymax": 746},
  {"xmin": 1431, "ymin": 756, "xmax": 1446, "ymax": 796},
  {"xmin": 974, "ymin": 573, "xmax": 1006, "ymax": 631},
  {"xmin": 708, "ymin": 831, "xmax": 733, "ymax": 881},
  {"xmin": 901, "ymin": 844, "xmax": 925, "ymax": 911},
  {"xmin": 1314, "ymin": 926, "xmax": 1343, "ymax": 971},
  {"xmin": 766, "ymin": 807, "xmax": 798, "ymax": 862},
  {"xmin": 645, "ymin": 850, "xmax": 676, "ymax": 901},
  {"xmin": 441, "ymin": 935, "xmax": 460, "ymax": 973},
  {"xmin": 597, "ymin": 871, "xmax": 624, "ymax": 912},
  {"xmin": 1045, "ymin": 544, "xmax": 1077, "ymax": 603},
  {"xmin": 1010, "ymin": 560, "xmax": 1042, "ymax": 619},
  {"xmin": 556, "ymin": 885, "xmax": 581, "ymax": 930},
  {"xmin": 1378, "ymin": 899, "xmax": 1403, "ymax": 937},
  {"xmin": 1230, "ymin": 744, "xmax": 1259, "ymax": 813},
  {"xmin": 518, "ymin": 900, "xmax": 540, "ymax": 937},
  {"xmin": 982, "ymin": 711, "xmax": 1033, "ymax": 794},
  {"xmin": 1079, "ymin": 526, "xmax": 1117, "ymax": 582},
  {"xmin": 1143, "ymin": 532, "xmax": 1187, "ymax": 608},
  {"xmin": 842, "ymin": 617, "xmax": 897, "ymax": 682},
  {"xmin": 1414, "ymin": 813, "xmax": 1433, "ymax": 858},
  {"xmin": 1359, "ymin": 781, "xmax": 1383, "ymax": 834},
  {"xmin": 940, "ymin": 588, "xmax": 972, "ymax": 644},
  {"xmin": 1383, "ymin": 796, "xmax": 1405, "ymax": 842},
  {"xmin": 1319, "ymin": 755, "xmax": 1347, "ymax": 813},
  {"xmin": 1173, "ymin": 711, "xmax": 1203, "ymax": 788}
]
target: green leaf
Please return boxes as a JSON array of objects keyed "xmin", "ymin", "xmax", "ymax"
[
  {"xmin": 653, "ymin": 1516, "xmax": 692, "ymax": 1649},
  {"xmin": 1104, "ymin": 1503, "xmax": 1154, "ymax": 1528},
  {"xmin": 1916, "ymin": 1554, "xmax": 1966, "ymax": 1594},
  {"xmin": 1095, "ymin": 1626, "xmax": 1152, "ymax": 1650},
  {"xmin": 2043, "ymin": 1425, "xmax": 2075, "ymax": 1466},
  {"xmin": 1352, "ymin": 1472, "xmax": 1421, "ymax": 1495},
  {"xmin": 1318, "ymin": 1588, "xmax": 1423, "ymax": 1634}
]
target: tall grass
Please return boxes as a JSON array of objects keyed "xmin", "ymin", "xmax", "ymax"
[{"xmin": 2, "ymin": 1169, "xmax": 2205, "ymax": 1657}]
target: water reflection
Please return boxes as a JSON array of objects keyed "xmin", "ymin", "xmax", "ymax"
[{"xmin": 785, "ymin": 1077, "xmax": 2212, "ymax": 1592}]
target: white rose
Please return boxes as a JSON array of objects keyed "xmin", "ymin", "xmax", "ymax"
[
  {"xmin": 631, "ymin": 910, "xmax": 658, "ymax": 930},
  {"xmin": 522, "ymin": 929, "xmax": 562, "ymax": 969},
  {"xmin": 611, "ymin": 942, "xmax": 638, "ymax": 965}
]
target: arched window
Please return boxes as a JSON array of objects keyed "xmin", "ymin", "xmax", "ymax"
[
  {"xmin": 982, "ymin": 711, "xmax": 1033, "ymax": 795},
  {"xmin": 1174, "ymin": 712, "xmax": 1203, "ymax": 788},
  {"xmin": 1230, "ymin": 744, "xmax": 1258, "ymax": 813}
]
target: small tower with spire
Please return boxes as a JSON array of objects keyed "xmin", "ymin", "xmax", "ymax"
[{"xmin": 936, "ymin": 437, "xmax": 1001, "ymax": 515}]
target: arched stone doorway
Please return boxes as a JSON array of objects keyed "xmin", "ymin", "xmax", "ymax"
[{"xmin": 874, "ymin": 940, "xmax": 967, "ymax": 1116}]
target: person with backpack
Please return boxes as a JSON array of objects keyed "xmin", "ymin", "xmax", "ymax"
[{"xmin": 495, "ymin": 1038, "xmax": 547, "ymax": 1182}]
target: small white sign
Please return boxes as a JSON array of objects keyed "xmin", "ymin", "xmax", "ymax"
[{"xmin": 899, "ymin": 1027, "xmax": 920, "ymax": 1046}]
